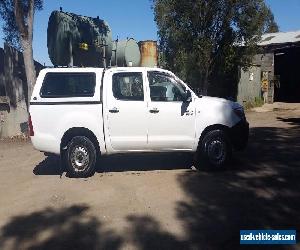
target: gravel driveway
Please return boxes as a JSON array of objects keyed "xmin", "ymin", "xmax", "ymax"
[{"xmin": 0, "ymin": 103, "xmax": 299, "ymax": 250}]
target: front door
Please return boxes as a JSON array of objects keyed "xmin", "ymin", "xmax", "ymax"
[
  {"xmin": 105, "ymin": 70, "xmax": 148, "ymax": 151},
  {"xmin": 147, "ymin": 71, "xmax": 196, "ymax": 150}
]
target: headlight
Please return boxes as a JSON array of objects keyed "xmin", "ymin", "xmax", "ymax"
[{"xmin": 233, "ymin": 107, "xmax": 246, "ymax": 121}]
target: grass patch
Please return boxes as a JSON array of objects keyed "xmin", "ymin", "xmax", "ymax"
[{"xmin": 244, "ymin": 97, "xmax": 264, "ymax": 110}]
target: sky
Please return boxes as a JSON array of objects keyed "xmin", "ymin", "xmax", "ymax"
[{"xmin": 0, "ymin": 0, "xmax": 299, "ymax": 66}]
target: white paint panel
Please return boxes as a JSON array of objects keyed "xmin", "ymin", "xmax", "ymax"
[{"xmin": 104, "ymin": 69, "xmax": 148, "ymax": 151}]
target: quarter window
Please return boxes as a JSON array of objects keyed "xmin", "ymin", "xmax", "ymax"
[
  {"xmin": 112, "ymin": 72, "xmax": 144, "ymax": 101},
  {"xmin": 40, "ymin": 72, "xmax": 96, "ymax": 98}
]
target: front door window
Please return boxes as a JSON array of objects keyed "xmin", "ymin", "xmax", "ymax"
[{"xmin": 148, "ymin": 72, "xmax": 186, "ymax": 102}]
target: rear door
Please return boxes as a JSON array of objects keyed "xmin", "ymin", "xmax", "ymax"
[{"xmin": 103, "ymin": 69, "xmax": 148, "ymax": 151}]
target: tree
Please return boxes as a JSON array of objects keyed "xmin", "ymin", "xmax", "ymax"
[
  {"xmin": 153, "ymin": 0, "xmax": 279, "ymax": 96},
  {"xmin": 0, "ymin": 0, "xmax": 43, "ymax": 106},
  {"xmin": 263, "ymin": 7, "xmax": 279, "ymax": 33}
]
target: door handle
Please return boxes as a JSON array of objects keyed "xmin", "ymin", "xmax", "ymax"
[
  {"xmin": 184, "ymin": 111, "xmax": 194, "ymax": 116},
  {"xmin": 149, "ymin": 108, "xmax": 159, "ymax": 113},
  {"xmin": 109, "ymin": 107, "xmax": 119, "ymax": 113}
]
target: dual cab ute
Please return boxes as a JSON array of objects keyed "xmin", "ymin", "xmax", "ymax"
[{"xmin": 29, "ymin": 67, "xmax": 249, "ymax": 177}]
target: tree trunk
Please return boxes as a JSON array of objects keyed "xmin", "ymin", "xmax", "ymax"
[
  {"xmin": 21, "ymin": 39, "xmax": 36, "ymax": 107},
  {"xmin": 201, "ymin": 79, "xmax": 209, "ymax": 96},
  {"xmin": 200, "ymin": 70, "xmax": 210, "ymax": 96},
  {"xmin": 13, "ymin": 0, "xmax": 36, "ymax": 109}
]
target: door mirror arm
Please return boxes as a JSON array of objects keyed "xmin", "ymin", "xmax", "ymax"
[{"xmin": 183, "ymin": 90, "xmax": 192, "ymax": 102}]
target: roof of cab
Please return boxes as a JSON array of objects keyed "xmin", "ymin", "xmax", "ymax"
[
  {"xmin": 40, "ymin": 67, "xmax": 168, "ymax": 73},
  {"xmin": 40, "ymin": 67, "xmax": 104, "ymax": 73}
]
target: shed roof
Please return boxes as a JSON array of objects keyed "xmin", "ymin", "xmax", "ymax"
[{"xmin": 259, "ymin": 30, "xmax": 300, "ymax": 46}]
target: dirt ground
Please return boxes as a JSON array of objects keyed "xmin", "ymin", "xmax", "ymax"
[{"xmin": 0, "ymin": 103, "xmax": 299, "ymax": 250}]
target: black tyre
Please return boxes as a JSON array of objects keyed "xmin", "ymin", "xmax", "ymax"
[
  {"xmin": 65, "ymin": 136, "xmax": 97, "ymax": 178},
  {"xmin": 195, "ymin": 129, "xmax": 232, "ymax": 169}
]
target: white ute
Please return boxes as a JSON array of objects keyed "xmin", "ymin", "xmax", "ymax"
[{"xmin": 29, "ymin": 67, "xmax": 249, "ymax": 177}]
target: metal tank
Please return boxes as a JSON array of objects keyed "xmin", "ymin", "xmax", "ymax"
[
  {"xmin": 47, "ymin": 10, "xmax": 112, "ymax": 67},
  {"xmin": 139, "ymin": 40, "xmax": 158, "ymax": 67},
  {"xmin": 111, "ymin": 38, "xmax": 141, "ymax": 67}
]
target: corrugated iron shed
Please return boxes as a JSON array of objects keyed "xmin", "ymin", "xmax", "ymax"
[{"xmin": 259, "ymin": 30, "xmax": 300, "ymax": 46}]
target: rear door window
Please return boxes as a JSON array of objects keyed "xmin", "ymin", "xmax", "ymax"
[
  {"xmin": 112, "ymin": 72, "xmax": 144, "ymax": 101},
  {"xmin": 40, "ymin": 72, "xmax": 96, "ymax": 98}
]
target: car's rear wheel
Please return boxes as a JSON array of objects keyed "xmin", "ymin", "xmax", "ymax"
[
  {"xmin": 194, "ymin": 129, "xmax": 232, "ymax": 169},
  {"xmin": 65, "ymin": 136, "xmax": 96, "ymax": 177}
]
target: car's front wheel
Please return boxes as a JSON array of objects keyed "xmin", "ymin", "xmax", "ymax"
[
  {"xmin": 65, "ymin": 136, "xmax": 97, "ymax": 178},
  {"xmin": 195, "ymin": 129, "xmax": 232, "ymax": 169}
]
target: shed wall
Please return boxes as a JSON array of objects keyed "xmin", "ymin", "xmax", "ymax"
[
  {"xmin": 237, "ymin": 66, "xmax": 261, "ymax": 105},
  {"xmin": 253, "ymin": 53, "xmax": 274, "ymax": 103}
]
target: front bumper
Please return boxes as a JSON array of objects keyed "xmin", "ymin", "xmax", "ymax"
[{"xmin": 230, "ymin": 120, "xmax": 249, "ymax": 150}]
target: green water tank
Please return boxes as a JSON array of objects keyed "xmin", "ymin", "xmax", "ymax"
[
  {"xmin": 47, "ymin": 10, "xmax": 112, "ymax": 67},
  {"xmin": 111, "ymin": 38, "xmax": 141, "ymax": 67}
]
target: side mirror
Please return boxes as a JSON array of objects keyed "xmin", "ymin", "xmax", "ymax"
[{"xmin": 183, "ymin": 90, "xmax": 192, "ymax": 102}]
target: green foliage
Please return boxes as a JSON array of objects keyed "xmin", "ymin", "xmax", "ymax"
[
  {"xmin": 0, "ymin": 0, "xmax": 43, "ymax": 49},
  {"xmin": 152, "ymin": 0, "xmax": 279, "ymax": 96},
  {"xmin": 262, "ymin": 6, "xmax": 279, "ymax": 33},
  {"xmin": 244, "ymin": 97, "xmax": 264, "ymax": 109}
]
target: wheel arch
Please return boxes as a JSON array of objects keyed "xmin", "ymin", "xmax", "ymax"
[
  {"xmin": 60, "ymin": 127, "xmax": 100, "ymax": 156},
  {"xmin": 198, "ymin": 124, "xmax": 230, "ymax": 147}
]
